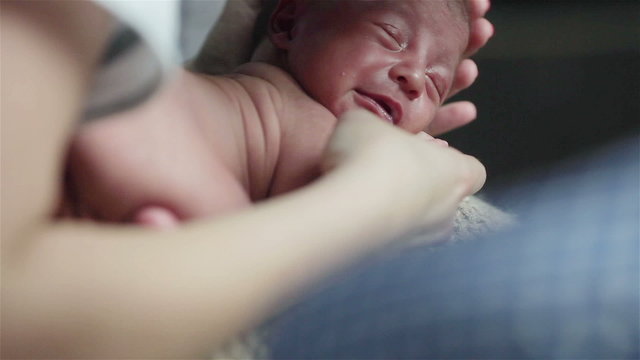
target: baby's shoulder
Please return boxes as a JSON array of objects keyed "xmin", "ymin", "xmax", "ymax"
[
  {"xmin": 233, "ymin": 62, "xmax": 299, "ymax": 93},
  {"xmin": 231, "ymin": 62, "xmax": 330, "ymax": 119}
]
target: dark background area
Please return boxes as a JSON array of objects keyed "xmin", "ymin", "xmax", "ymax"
[{"xmin": 443, "ymin": 0, "xmax": 639, "ymax": 194}]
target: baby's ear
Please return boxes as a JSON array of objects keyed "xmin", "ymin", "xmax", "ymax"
[{"xmin": 268, "ymin": 0, "xmax": 299, "ymax": 50}]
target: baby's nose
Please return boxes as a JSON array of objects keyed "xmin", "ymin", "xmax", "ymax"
[{"xmin": 391, "ymin": 64, "xmax": 425, "ymax": 100}]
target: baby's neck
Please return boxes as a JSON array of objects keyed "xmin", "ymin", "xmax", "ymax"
[
  {"xmin": 250, "ymin": 38, "xmax": 284, "ymax": 68},
  {"xmin": 229, "ymin": 61, "xmax": 339, "ymax": 198},
  {"xmin": 177, "ymin": 64, "xmax": 335, "ymax": 201}
]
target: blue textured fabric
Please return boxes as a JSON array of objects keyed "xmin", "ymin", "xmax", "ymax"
[{"xmin": 266, "ymin": 135, "xmax": 640, "ymax": 359}]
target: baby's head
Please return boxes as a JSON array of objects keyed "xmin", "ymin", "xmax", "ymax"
[{"xmin": 268, "ymin": 0, "xmax": 470, "ymax": 133}]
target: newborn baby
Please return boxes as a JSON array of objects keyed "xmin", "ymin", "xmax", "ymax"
[{"xmin": 65, "ymin": 0, "xmax": 505, "ymax": 236}]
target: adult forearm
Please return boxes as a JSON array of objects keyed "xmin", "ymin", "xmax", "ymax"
[
  {"xmin": 1, "ymin": 1, "xmax": 112, "ymax": 244},
  {"xmin": 2, "ymin": 163, "xmax": 408, "ymax": 358}
]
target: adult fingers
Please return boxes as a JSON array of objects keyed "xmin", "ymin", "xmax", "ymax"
[
  {"xmin": 466, "ymin": 153, "xmax": 487, "ymax": 194},
  {"xmin": 427, "ymin": 101, "xmax": 476, "ymax": 136},
  {"xmin": 447, "ymin": 145, "xmax": 487, "ymax": 196},
  {"xmin": 465, "ymin": 17, "xmax": 494, "ymax": 57},
  {"xmin": 447, "ymin": 59, "xmax": 478, "ymax": 99},
  {"xmin": 322, "ymin": 110, "xmax": 390, "ymax": 171},
  {"xmin": 468, "ymin": 0, "xmax": 491, "ymax": 19}
]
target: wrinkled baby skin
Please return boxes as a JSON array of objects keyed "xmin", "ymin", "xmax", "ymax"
[{"xmin": 270, "ymin": 0, "xmax": 470, "ymax": 133}]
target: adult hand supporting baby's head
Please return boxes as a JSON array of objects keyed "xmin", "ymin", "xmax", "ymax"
[{"xmin": 427, "ymin": 0, "xmax": 494, "ymax": 136}]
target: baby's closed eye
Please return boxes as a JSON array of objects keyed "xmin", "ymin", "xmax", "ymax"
[{"xmin": 374, "ymin": 22, "xmax": 407, "ymax": 51}]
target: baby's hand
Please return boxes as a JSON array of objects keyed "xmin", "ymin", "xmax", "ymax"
[{"xmin": 416, "ymin": 131, "xmax": 449, "ymax": 147}]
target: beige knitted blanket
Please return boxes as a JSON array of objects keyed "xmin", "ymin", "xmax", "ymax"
[{"xmin": 210, "ymin": 196, "xmax": 515, "ymax": 359}]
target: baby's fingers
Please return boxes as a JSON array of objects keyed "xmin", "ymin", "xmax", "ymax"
[{"xmin": 416, "ymin": 132, "xmax": 449, "ymax": 147}]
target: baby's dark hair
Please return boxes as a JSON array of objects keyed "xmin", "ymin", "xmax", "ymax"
[
  {"xmin": 255, "ymin": 0, "xmax": 472, "ymax": 47},
  {"xmin": 308, "ymin": 0, "xmax": 470, "ymax": 20}
]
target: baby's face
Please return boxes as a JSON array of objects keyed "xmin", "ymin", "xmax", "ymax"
[{"xmin": 276, "ymin": 0, "xmax": 469, "ymax": 133}]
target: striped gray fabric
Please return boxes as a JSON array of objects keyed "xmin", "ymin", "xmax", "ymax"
[{"xmin": 84, "ymin": 25, "xmax": 163, "ymax": 120}]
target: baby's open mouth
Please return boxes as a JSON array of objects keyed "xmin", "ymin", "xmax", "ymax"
[{"xmin": 354, "ymin": 90, "xmax": 399, "ymax": 125}]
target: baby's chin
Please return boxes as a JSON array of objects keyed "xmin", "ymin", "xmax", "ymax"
[{"xmin": 134, "ymin": 206, "xmax": 180, "ymax": 230}]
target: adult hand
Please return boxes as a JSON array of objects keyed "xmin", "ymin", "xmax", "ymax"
[
  {"xmin": 427, "ymin": 0, "xmax": 494, "ymax": 136},
  {"xmin": 323, "ymin": 110, "xmax": 486, "ymax": 238}
]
